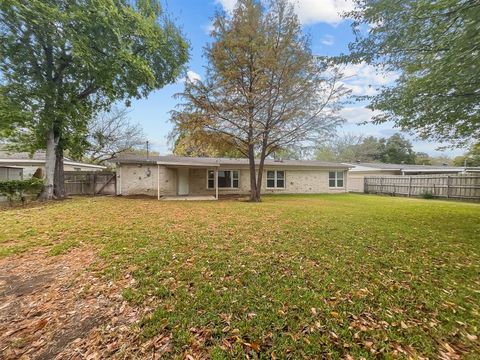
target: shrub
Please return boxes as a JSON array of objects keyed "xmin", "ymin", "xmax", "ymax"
[
  {"xmin": 421, "ymin": 191, "xmax": 435, "ymax": 199},
  {"xmin": 0, "ymin": 178, "xmax": 44, "ymax": 204}
]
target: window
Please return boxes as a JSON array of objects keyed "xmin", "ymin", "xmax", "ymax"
[
  {"xmin": 74, "ymin": 167, "xmax": 81, "ymax": 171},
  {"xmin": 267, "ymin": 170, "xmax": 285, "ymax": 189},
  {"xmin": 329, "ymin": 171, "xmax": 344, "ymax": 188},
  {"xmin": 207, "ymin": 170, "xmax": 239, "ymax": 189}
]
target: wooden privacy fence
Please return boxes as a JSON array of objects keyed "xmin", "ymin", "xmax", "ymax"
[
  {"xmin": 364, "ymin": 174, "xmax": 480, "ymax": 201},
  {"xmin": 64, "ymin": 171, "xmax": 116, "ymax": 196}
]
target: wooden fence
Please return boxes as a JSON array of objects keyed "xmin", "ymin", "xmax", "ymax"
[
  {"xmin": 64, "ymin": 171, "xmax": 116, "ymax": 196},
  {"xmin": 364, "ymin": 174, "xmax": 480, "ymax": 201}
]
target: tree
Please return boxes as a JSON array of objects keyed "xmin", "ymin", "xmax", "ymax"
[
  {"xmin": 414, "ymin": 152, "xmax": 432, "ymax": 165},
  {"xmin": 315, "ymin": 133, "xmax": 416, "ymax": 164},
  {"xmin": 453, "ymin": 143, "xmax": 480, "ymax": 167},
  {"xmin": 378, "ymin": 133, "xmax": 416, "ymax": 164},
  {"xmin": 314, "ymin": 133, "xmax": 382, "ymax": 162},
  {"xmin": 86, "ymin": 107, "xmax": 146, "ymax": 164},
  {"xmin": 347, "ymin": 0, "xmax": 480, "ymax": 147},
  {"xmin": 0, "ymin": 0, "xmax": 188, "ymax": 199},
  {"xmin": 171, "ymin": 0, "xmax": 347, "ymax": 201},
  {"xmin": 170, "ymin": 128, "xmax": 243, "ymax": 158}
]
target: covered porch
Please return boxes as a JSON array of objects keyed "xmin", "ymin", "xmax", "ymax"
[{"xmin": 156, "ymin": 161, "xmax": 221, "ymax": 200}]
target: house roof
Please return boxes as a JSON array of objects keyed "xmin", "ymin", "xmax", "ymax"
[
  {"xmin": 114, "ymin": 154, "xmax": 350, "ymax": 169},
  {"xmin": 345, "ymin": 162, "xmax": 479, "ymax": 173},
  {"xmin": 0, "ymin": 150, "xmax": 106, "ymax": 169}
]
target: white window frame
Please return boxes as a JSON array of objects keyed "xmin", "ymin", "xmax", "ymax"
[
  {"xmin": 266, "ymin": 170, "xmax": 285, "ymax": 189},
  {"xmin": 207, "ymin": 169, "xmax": 240, "ymax": 189},
  {"xmin": 329, "ymin": 171, "xmax": 344, "ymax": 188}
]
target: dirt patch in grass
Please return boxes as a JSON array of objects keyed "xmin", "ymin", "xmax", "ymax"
[{"xmin": 0, "ymin": 246, "xmax": 167, "ymax": 359}]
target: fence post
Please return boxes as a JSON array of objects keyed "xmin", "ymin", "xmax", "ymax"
[
  {"xmin": 380, "ymin": 177, "xmax": 384, "ymax": 194},
  {"xmin": 408, "ymin": 176, "xmax": 412, "ymax": 197},
  {"xmin": 446, "ymin": 176, "xmax": 450, "ymax": 199}
]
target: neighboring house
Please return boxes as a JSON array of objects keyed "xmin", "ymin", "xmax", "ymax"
[
  {"xmin": 0, "ymin": 166, "xmax": 23, "ymax": 181},
  {"xmin": 345, "ymin": 162, "xmax": 480, "ymax": 192},
  {"xmin": 0, "ymin": 150, "xmax": 106, "ymax": 178},
  {"xmin": 114, "ymin": 154, "xmax": 351, "ymax": 199}
]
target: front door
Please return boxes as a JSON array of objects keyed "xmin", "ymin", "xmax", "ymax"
[{"xmin": 177, "ymin": 168, "xmax": 189, "ymax": 195}]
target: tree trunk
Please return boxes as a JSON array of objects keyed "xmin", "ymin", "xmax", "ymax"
[
  {"xmin": 54, "ymin": 145, "xmax": 66, "ymax": 199},
  {"xmin": 256, "ymin": 156, "xmax": 265, "ymax": 202},
  {"xmin": 39, "ymin": 128, "xmax": 57, "ymax": 200},
  {"xmin": 248, "ymin": 145, "xmax": 260, "ymax": 202}
]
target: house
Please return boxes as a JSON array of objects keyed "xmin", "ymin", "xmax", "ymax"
[
  {"xmin": 0, "ymin": 150, "xmax": 106, "ymax": 178},
  {"xmin": 345, "ymin": 162, "xmax": 480, "ymax": 192},
  {"xmin": 0, "ymin": 166, "xmax": 23, "ymax": 181},
  {"xmin": 114, "ymin": 154, "xmax": 351, "ymax": 199}
]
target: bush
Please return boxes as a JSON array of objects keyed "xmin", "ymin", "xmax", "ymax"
[
  {"xmin": 421, "ymin": 191, "xmax": 435, "ymax": 199},
  {"xmin": 0, "ymin": 178, "xmax": 44, "ymax": 204}
]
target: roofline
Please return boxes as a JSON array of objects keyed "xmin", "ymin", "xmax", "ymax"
[
  {"xmin": 114, "ymin": 159, "xmax": 350, "ymax": 169},
  {"xmin": 0, "ymin": 158, "xmax": 106, "ymax": 169}
]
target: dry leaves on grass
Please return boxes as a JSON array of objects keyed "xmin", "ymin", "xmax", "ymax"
[{"xmin": 0, "ymin": 247, "xmax": 171, "ymax": 359}]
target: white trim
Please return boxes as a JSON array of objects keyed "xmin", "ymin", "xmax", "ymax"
[
  {"xmin": 329, "ymin": 171, "xmax": 345, "ymax": 188},
  {"xmin": 207, "ymin": 169, "xmax": 240, "ymax": 189},
  {"xmin": 266, "ymin": 170, "xmax": 285, "ymax": 189}
]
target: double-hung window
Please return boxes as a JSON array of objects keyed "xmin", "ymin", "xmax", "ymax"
[
  {"xmin": 207, "ymin": 170, "xmax": 239, "ymax": 189},
  {"xmin": 267, "ymin": 170, "xmax": 285, "ymax": 189},
  {"xmin": 329, "ymin": 171, "xmax": 344, "ymax": 188}
]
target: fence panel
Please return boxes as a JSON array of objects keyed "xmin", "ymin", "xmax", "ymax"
[
  {"xmin": 364, "ymin": 174, "xmax": 480, "ymax": 201},
  {"xmin": 64, "ymin": 171, "xmax": 116, "ymax": 196}
]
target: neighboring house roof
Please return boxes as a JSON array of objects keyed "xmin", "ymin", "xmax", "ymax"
[
  {"xmin": 114, "ymin": 154, "xmax": 351, "ymax": 169},
  {"xmin": 0, "ymin": 150, "xmax": 106, "ymax": 169},
  {"xmin": 345, "ymin": 162, "xmax": 480, "ymax": 174}
]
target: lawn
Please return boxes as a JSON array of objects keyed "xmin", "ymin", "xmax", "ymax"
[{"xmin": 1, "ymin": 194, "xmax": 479, "ymax": 359}]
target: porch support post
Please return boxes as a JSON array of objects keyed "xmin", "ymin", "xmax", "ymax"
[
  {"xmin": 215, "ymin": 168, "xmax": 219, "ymax": 200},
  {"xmin": 157, "ymin": 164, "xmax": 160, "ymax": 200}
]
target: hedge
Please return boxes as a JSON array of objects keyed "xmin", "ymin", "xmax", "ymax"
[{"xmin": 0, "ymin": 178, "xmax": 44, "ymax": 204}]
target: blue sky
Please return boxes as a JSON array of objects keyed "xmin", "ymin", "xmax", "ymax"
[{"xmin": 126, "ymin": 0, "xmax": 463, "ymax": 158}]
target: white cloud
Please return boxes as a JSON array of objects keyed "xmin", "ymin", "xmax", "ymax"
[
  {"xmin": 215, "ymin": 0, "xmax": 354, "ymax": 25},
  {"xmin": 340, "ymin": 62, "xmax": 398, "ymax": 96},
  {"xmin": 320, "ymin": 34, "xmax": 335, "ymax": 46},
  {"xmin": 339, "ymin": 106, "xmax": 380, "ymax": 124},
  {"xmin": 215, "ymin": 0, "xmax": 236, "ymax": 12},
  {"xmin": 202, "ymin": 21, "xmax": 215, "ymax": 35},
  {"xmin": 186, "ymin": 70, "xmax": 202, "ymax": 83}
]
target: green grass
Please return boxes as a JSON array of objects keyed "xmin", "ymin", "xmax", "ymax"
[{"xmin": 1, "ymin": 194, "xmax": 479, "ymax": 358}]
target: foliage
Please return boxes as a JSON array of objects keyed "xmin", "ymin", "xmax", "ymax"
[
  {"xmin": 453, "ymin": 143, "xmax": 480, "ymax": 167},
  {"xmin": 171, "ymin": 0, "xmax": 347, "ymax": 201},
  {"xmin": 315, "ymin": 132, "xmax": 416, "ymax": 164},
  {"xmin": 0, "ymin": 177, "xmax": 43, "ymax": 204},
  {"xmin": 0, "ymin": 195, "xmax": 479, "ymax": 358},
  {"xmin": 0, "ymin": 0, "xmax": 189, "ymax": 199},
  {"xmin": 171, "ymin": 128, "xmax": 243, "ymax": 158},
  {"xmin": 421, "ymin": 191, "xmax": 435, "ymax": 199},
  {"xmin": 347, "ymin": 0, "xmax": 480, "ymax": 147},
  {"xmin": 379, "ymin": 133, "xmax": 416, "ymax": 164},
  {"xmin": 85, "ymin": 107, "xmax": 146, "ymax": 164},
  {"xmin": 415, "ymin": 152, "xmax": 432, "ymax": 165}
]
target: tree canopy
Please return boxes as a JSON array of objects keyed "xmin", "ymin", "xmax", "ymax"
[
  {"xmin": 347, "ymin": 0, "xmax": 480, "ymax": 147},
  {"xmin": 315, "ymin": 132, "xmax": 417, "ymax": 164},
  {"xmin": 171, "ymin": 0, "xmax": 347, "ymax": 201},
  {"xmin": 0, "ymin": 0, "xmax": 188, "ymax": 199}
]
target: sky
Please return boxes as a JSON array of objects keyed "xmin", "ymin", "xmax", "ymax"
[{"xmin": 125, "ymin": 0, "xmax": 463, "ymax": 158}]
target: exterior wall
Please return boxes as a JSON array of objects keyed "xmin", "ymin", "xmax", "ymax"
[
  {"xmin": 118, "ymin": 164, "xmax": 177, "ymax": 196},
  {"xmin": 0, "ymin": 167, "xmax": 23, "ymax": 180},
  {"xmin": 175, "ymin": 167, "xmax": 349, "ymax": 196},
  {"xmin": 347, "ymin": 170, "xmax": 399, "ymax": 193}
]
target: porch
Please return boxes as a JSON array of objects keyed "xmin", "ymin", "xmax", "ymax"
[{"xmin": 156, "ymin": 162, "xmax": 221, "ymax": 200}]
